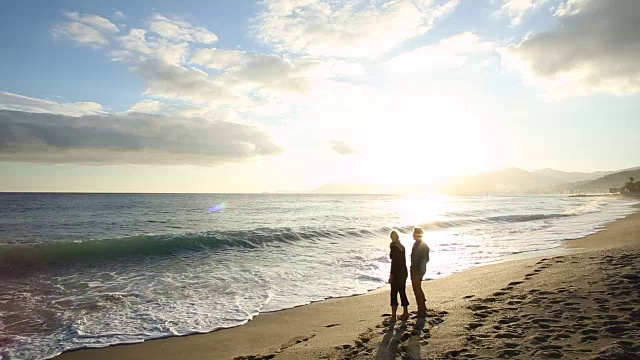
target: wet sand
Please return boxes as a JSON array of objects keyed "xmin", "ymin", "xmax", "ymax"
[{"xmin": 56, "ymin": 207, "xmax": 640, "ymax": 360}]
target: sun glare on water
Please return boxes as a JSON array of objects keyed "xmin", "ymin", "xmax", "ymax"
[{"xmin": 397, "ymin": 192, "xmax": 449, "ymax": 226}]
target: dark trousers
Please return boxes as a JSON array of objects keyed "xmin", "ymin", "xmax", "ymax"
[
  {"xmin": 390, "ymin": 275, "xmax": 409, "ymax": 307},
  {"xmin": 411, "ymin": 270, "xmax": 426, "ymax": 313}
]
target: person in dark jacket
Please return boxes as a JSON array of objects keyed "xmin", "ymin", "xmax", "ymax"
[
  {"xmin": 410, "ymin": 226, "xmax": 430, "ymax": 317},
  {"xmin": 388, "ymin": 229, "xmax": 409, "ymax": 322}
]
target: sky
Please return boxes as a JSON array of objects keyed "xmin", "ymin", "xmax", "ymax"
[{"xmin": 1, "ymin": 0, "xmax": 639, "ymax": 192}]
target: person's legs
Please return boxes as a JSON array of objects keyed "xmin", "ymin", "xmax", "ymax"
[
  {"xmin": 417, "ymin": 285, "xmax": 426, "ymax": 314},
  {"xmin": 410, "ymin": 271, "xmax": 420, "ymax": 310},
  {"xmin": 398, "ymin": 278, "xmax": 410, "ymax": 319},
  {"xmin": 411, "ymin": 271, "xmax": 426, "ymax": 315},
  {"xmin": 390, "ymin": 282, "xmax": 399, "ymax": 322}
]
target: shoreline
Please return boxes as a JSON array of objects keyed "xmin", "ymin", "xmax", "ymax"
[{"xmin": 54, "ymin": 205, "xmax": 640, "ymax": 360}]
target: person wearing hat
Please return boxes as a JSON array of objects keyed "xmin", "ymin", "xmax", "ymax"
[{"xmin": 410, "ymin": 226, "xmax": 430, "ymax": 316}]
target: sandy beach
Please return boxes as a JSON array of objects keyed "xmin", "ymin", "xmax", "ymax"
[{"xmin": 55, "ymin": 206, "xmax": 640, "ymax": 360}]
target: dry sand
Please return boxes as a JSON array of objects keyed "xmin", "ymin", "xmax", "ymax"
[{"xmin": 56, "ymin": 207, "xmax": 640, "ymax": 360}]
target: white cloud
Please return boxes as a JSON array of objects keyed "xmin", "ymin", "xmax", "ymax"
[
  {"xmin": 111, "ymin": 34, "xmax": 249, "ymax": 108},
  {"xmin": 192, "ymin": 49, "xmax": 344, "ymax": 94},
  {"xmin": 118, "ymin": 28, "xmax": 151, "ymax": 54},
  {"xmin": 64, "ymin": 11, "xmax": 119, "ymax": 33},
  {"xmin": 127, "ymin": 100, "xmax": 166, "ymax": 114},
  {"xmin": 51, "ymin": 10, "xmax": 364, "ymax": 117},
  {"xmin": 389, "ymin": 32, "xmax": 495, "ymax": 73},
  {"xmin": 127, "ymin": 100, "xmax": 222, "ymax": 118},
  {"xmin": 553, "ymin": 0, "xmax": 589, "ymax": 16},
  {"xmin": 116, "ymin": 33, "xmax": 303, "ymax": 109},
  {"xmin": 51, "ymin": 22, "xmax": 110, "ymax": 48},
  {"xmin": 131, "ymin": 53, "xmax": 343, "ymax": 112},
  {"xmin": 502, "ymin": 0, "xmax": 640, "ymax": 96},
  {"xmin": 48, "ymin": 9, "xmax": 370, "ymax": 136},
  {"xmin": 253, "ymin": 0, "xmax": 460, "ymax": 58},
  {"xmin": 0, "ymin": 108, "xmax": 282, "ymax": 165},
  {"xmin": 192, "ymin": 48, "xmax": 249, "ymax": 69},
  {"xmin": 150, "ymin": 40, "xmax": 189, "ymax": 65},
  {"xmin": 147, "ymin": 14, "xmax": 218, "ymax": 44},
  {"xmin": 51, "ymin": 12, "xmax": 119, "ymax": 48},
  {"xmin": 330, "ymin": 140, "xmax": 356, "ymax": 155},
  {"xmin": 193, "ymin": 48, "xmax": 365, "ymax": 79},
  {"xmin": 221, "ymin": 54, "xmax": 307, "ymax": 92},
  {"xmin": 114, "ymin": 16, "xmax": 222, "ymax": 65},
  {"xmin": 52, "ymin": 12, "xmax": 216, "ymax": 54},
  {"xmin": 0, "ymin": 92, "xmax": 104, "ymax": 116},
  {"xmin": 497, "ymin": 0, "xmax": 548, "ymax": 25},
  {"xmin": 133, "ymin": 58, "xmax": 244, "ymax": 107},
  {"xmin": 114, "ymin": 11, "xmax": 126, "ymax": 20},
  {"xmin": 115, "ymin": 28, "xmax": 190, "ymax": 65}
]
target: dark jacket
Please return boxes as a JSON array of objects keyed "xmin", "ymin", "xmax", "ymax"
[
  {"xmin": 390, "ymin": 242, "xmax": 408, "ymax": 280},
  {"xmin": 410, "ymin": 240, "xmax": 430, "ymax": 274}
]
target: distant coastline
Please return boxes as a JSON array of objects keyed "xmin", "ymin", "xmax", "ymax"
[{"xmin": 308, "ymin": 166, "xmax": 640, "ymax": 196}]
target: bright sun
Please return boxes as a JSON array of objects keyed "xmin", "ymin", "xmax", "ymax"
[
  {"xmin": 397, "ymin": 192, "xmax": 450, "ymax": 225},
  {"xmin": 354, "ymin": 105, "xmax": 495, "ymax": 185}
]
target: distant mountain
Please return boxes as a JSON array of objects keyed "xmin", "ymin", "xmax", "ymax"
[
  {"xmin": 436, "ymin": 167, "xmax": 615, "ymax": 195},
  {"xmin": 619, "ymin": 166, "xmax": 640, "ymax": 172},
  {"xmin": 310, "ymin": 167, "xmax": 627, "ymax": 195},
  {"xmin": 561, "ymin": 168, "xmax": 640, "ymax": 193},
  {"xmin": 531, "ymin": 168, "xmax": 613, "ymax": 184}
]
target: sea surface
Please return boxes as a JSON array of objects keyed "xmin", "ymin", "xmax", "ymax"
[{"xmin": 0, "ymin": 193, "xmax": 637, "ymax": 359}]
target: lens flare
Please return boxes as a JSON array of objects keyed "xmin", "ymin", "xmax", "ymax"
[{"xmin": 208, "ymin": 203, "xmax": 225, "ymax": 213}]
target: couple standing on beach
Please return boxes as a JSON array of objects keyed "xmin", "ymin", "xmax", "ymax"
[{"xmin": 388, "ymin": 227, "xmax": 430, "ymax": 322}]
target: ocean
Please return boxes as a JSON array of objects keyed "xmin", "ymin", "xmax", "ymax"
[{"xmin": 0, "ymin": 193, "xmax": 637, "ymax": 360}]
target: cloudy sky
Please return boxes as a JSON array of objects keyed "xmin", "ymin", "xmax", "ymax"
[{"xmin": 1, "ymin": 0, "xmax": 638, "ymax": 192}]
